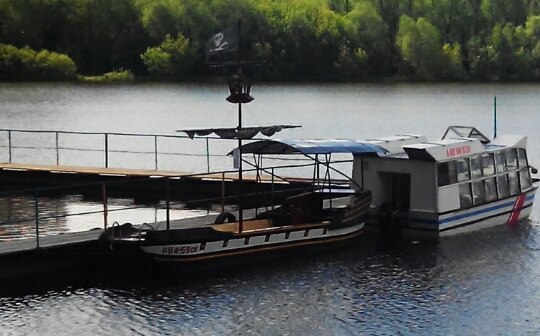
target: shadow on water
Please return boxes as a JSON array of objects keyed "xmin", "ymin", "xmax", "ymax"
[
  {"xmin": 1, "ymin": 223, "xmax": 528, "ymax": 298},
  {"xmin": 1, "ymin": 222, "xmax": 539, "ymax": 335},
  {"xmin": 0, "ymin": 232, "xmax": 428, "ymax": 298}
]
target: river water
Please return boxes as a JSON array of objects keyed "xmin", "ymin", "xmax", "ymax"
[{"xmin": 0, "ymin": 82, "xmax": 539, "ymax": 335}]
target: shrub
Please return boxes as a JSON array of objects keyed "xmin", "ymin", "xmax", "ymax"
[
  {"xmin": 0, "ymin": 44, "xmax": 77, "ymax": 80},
  {"xmin": 141, "ymin": 34, "xmax": 192, "ymax": 77},
  {"xmin": 80, "ymin": 69, "xmax": 135, "ymax": 82}
]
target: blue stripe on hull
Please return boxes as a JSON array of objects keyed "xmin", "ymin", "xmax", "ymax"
[{"xmin": 408, "ymin": 191, "xmax": 536, "ymax": 233}]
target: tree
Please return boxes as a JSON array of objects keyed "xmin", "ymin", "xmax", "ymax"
[
  {"xmin": 343, "ymin": 0, "xmax": 392, "ymax": 76},
  {"xmin": 0, "ymin": 43, "xmax": 77, "ymax": 80},
  {"xmin": 396, "ymin": 15, "xmax": 445, "ymax": 80},
  {"xmin": 141, "ymin": 34, "xmax": 193, "ymax": 77}
]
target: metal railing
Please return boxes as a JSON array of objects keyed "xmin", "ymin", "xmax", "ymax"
[
  {"xmin": 0, "ymin": 128, "xmax": 229, "ymax": 173},
  {"xmin": 0, "ymin": 128, "xmax": 355, "ymax": 249},
  {"xmin": 0, "ymin": 162, "xmax": 329, "ymax": 248}
]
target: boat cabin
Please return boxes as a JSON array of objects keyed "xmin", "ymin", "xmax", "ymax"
[{"xmin": 353, "ymin": 126, "xmax": 537, "ymax": 238}]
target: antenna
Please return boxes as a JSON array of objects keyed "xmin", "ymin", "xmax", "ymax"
[{"xmin": 493, "ymin": 96, "xmax": 497, "ymax": 139}]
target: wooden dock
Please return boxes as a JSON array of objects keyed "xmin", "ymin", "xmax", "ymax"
[
  {"xmin": 0, "ymin": 210, "xmax": 265, "ymax": 282},
  {"xmin": 0, "ymin": 211, "xmax": 227, "ymax": 257},
  {"xmin": 0, "ymin": 162, "xmax": 318, "ymax": 207},
  {"xmin": 0, "ymin": 162, "xmax": 304, "ymax": 182},
  {"xmin": 0, "ymin": 162, "xmax": 348, "ymax": 281}
]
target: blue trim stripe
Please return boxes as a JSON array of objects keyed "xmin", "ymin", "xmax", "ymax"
[{"xmin": 414, "ymin": 193, "xmax": 535, "ymax": 226}]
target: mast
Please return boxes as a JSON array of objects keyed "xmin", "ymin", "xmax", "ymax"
[
  {"xmin": 238, "ymin": 88, "xmax": 243, "ymax": 231},
  {"xmin": 200, "ymin": 19, "xmax": 263, "ymax": 232},
  {"xmin": 226, "ymin": 68, "xmax": 253, "ymax": 232}
]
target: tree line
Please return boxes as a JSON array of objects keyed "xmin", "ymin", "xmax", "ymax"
[{"xmin": 1, "ymin": 0, "xmax": 539, "ymax": 81}]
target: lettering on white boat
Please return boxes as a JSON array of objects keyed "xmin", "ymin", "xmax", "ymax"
[
  {"xmin": 161, "ymin": 245, "xmax": 199, "ymax": 255},
  {"xmin": 446, "ymin": 145, "xmax": 471, "ymax": 158}
]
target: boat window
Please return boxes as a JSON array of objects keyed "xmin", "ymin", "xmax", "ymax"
[
  {"xmin": 471, "ymin": 155, "xmax": 482, "ymax": 179},
  {"xmin": 520, "ymin": 169, "xmax": 532, "ymax": 191},
  {"xmin": 495, "ymin": 152, "xmax": 507, "ymax": 173},
  {"xmin": 482, "ymin": 153, "xmax": 495, "ymax": 176},
  {"xmin": 459, "ymin": 183, "xmax": 473, "ymax": 208},
  {"xmin": 518, "ymin": 148, "xmax": 528, "ymax": 168},
  {"xmin": 484, "ymin": 177, "xmax": 497, "ymax": 202},
  {"xmin": 456, "ymin": 158, "xmax": 470, "ymax": 182},
  {"xmin": 437, "ymin": 161, "xmax": 458, "ymax": 186},
  {"xmin": 497, "ymin": 174, "xmax": 510, "ymax": 199},
  {"xmin": 472, "ymin": 180, "xmax": 486, "ymax": 205},
  {"xmin": 508, "ymin": 171, "xmax": 520, "ymax": 195},
  {"xmin": 506, "ymin": 148, "xmax": 518, "ymax": 170}
]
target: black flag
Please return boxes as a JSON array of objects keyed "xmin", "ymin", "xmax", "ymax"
[{"xmin": 205, "ymin": 22, "xmax": 240, "ymax": 57}]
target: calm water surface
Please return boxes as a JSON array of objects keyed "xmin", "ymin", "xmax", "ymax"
[{"xmin": 0, "ymin": 82, "xmax": 539, "ymax": 335}]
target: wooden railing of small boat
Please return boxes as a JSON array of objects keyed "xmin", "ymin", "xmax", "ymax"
[
  {"xmin": 211, "ymin": 219, "xmax": 329, "ymax": 236},
  {"xmin": 212, "ymin": 219, "xmax": 273, "ymax": 233}
]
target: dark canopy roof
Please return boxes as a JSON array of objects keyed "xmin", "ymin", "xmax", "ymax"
[
  {"xmin": 230, "ymin": 139, "xmax": 387, "ymax": 155},
  {"xmin": 178, "ymin": 125, "xmax": 300, "ymax": 140}
]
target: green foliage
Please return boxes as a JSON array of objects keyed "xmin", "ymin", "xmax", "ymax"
[
  {"xmin": 80, "ymin": 69, "xmax": 135, "ymax": 82},
  {"xmin": 343, "ymin": 0, "xmax": 391, "ymax": 76},
  {"xmin": 442, "ymin": 42, "xmax": 464, "ymax": 80},
  {"xmin": 141, "ymin": 34, "xmax": 192, "ymax": 77},
  {"xmin": 1, "ymin": 0, "xmax": 540, "ymax": 81},
  {"xmin": 0, "ymin": 43, "xmax": 77, "ymax": 80},
  {"xmin": 141, "ymin": 46, "xmax": 171, "ymax": 76},
  {"xmin": 396, "ymin": 15, "xmax": 445, "ymax": 80}
]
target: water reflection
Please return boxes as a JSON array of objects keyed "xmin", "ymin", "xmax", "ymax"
[
  {"xmin": 1, "ymin": 222, "xmax": 539, "ymax": 335},
  {"xmin": 0, "ymin": 194, "xmax": 211, "ymax": 240},
  {"xmin": 0, "ymin": 83, "xmax": 540, "ymax": 334}
]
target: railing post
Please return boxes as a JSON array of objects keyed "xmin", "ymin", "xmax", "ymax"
[
  {"xmin": 102, "ymin": 183, "xmax": 108, "ymax": 229},
  {"xmin": 221, "ymin": 172, "xmax": 226, "ymax": 213},
  {"xmin": 166, "ymin": 177, "xmax": 170, "ymax": 230},
  {"xmin": 154, "ymin": 135, "xmax": 159, "ymax": 170},
  {"xmin": 55, "ymin": 131, "xmax": 59, "ymax": 165},
  {"xmin": 8, "ymin": 130, "xmax": 12, "ymax": 163},
  {"xmin": 34, "ymin": 190, "xmax": 40, "ymax": 248},
  {"xmin": 104, "ymin": 133, "xmax": 109, "ymax": 168},
  {"xmin": 206, "ymin": 138, "xmax": 210, "ymax": 173},
  {"xmin": 271, "ymin": 168, "xmax": 275, "ymax": 210}
]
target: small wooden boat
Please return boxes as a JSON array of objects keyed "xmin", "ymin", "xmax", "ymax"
[
  {"xmin": 101, "ymin": 139, "xmax": 385, "ymax": 266},
  {"xmin": 101, "ymin": 66, "xmax": 386, "ymax": 267}
]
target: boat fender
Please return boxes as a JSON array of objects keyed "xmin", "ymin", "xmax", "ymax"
[{"xmin": 214, "ymin": 212, "xmax": 237, "ymax": 224}]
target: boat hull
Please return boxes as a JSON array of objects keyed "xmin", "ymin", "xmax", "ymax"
[
  {"xmin": 103, "ymin": 223, "xmax": 364, "ymax": 273},
  {"xmin": 369, "ymin": 187, "xmax": 536, "ymax": 239},
  {"xmin": 143, "ymin": 222, "xmax": 364, "ymax": 266}
]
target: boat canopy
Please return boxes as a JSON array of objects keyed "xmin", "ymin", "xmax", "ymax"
[
  {"xmin": 231, "ymin": 139, "xmax": 387, "ymax": 155},
  {"xmin": 178, "ymin": 125, "xmax": 300, "ymax": 139}
]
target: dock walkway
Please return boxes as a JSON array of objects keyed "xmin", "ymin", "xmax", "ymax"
[
  {"xmin": 0, "ymin": 209, "xmax": 262, "ymax": 257},
  {"xmin": 0, "ymin": 162, "xmax": 307, "ymax": 183}
]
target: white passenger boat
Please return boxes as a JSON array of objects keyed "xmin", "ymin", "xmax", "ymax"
[{"xmin": 353, "ymin": 126, "xmax": 538, "ymax": 238}]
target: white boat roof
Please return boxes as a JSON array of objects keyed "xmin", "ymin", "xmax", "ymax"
[
  {"xmin": 233, "ymin": 126, "xmax": 527, "ymax": 162},
  {"xmin": 404, "ymin": 138, "xmax": 485, "ymax": 161},
  {"xmin": 489, "ymin": 134, "xmax": 527, "ymax": 148},
  {"xmin": 394, "ymin": 132, "xmax": 527, "ymax": 162},
  {"xmin": 365, "ymin": 134, "xmax": 427, "ymax": 155}
]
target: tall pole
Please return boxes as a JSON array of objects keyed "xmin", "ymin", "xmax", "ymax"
[
  {"xmin": 493, "ymin": 96, "xmax": 497, "ymax": 138},
  {"xmin": 102, "ymin": 183, "xmax": 108, "ymax": 229},
  {"xmin": 238, "ymin": 101, "xmax": 243, "ymax": 232}
]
